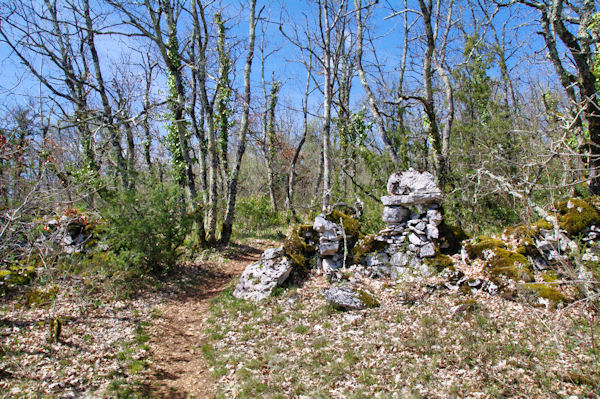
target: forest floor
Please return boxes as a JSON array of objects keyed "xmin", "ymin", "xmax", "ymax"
[
  {"xmin": 0, "ymin": 239, "xmax": 271, "ymax": 399},
  {"xmin": 1, "ymin": 238, "xmax": 599, "ymax": 398}
]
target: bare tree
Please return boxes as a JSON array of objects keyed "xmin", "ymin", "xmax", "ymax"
[
  {"xmin": 354, "ymin": 0, "xmax": 400, "ymax": 165},
  {"xmin": 220, "ymin": 0, "xmax": 259, "ymax": 245},
  {"xmin": 511, "ymin": 0, "xmax": 600, "ymax": 194}
]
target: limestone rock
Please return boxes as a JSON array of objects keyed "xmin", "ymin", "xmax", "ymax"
[
  {"xmin": 364, "ymin": 253, "xmax": 390, "ymax": 268},
  {"xmin": 313, "ymin": 215, "xmax": 342, "ymax": 256},
  {"xmin": 382, "ymin": 206, "xmax": 410, "ymax": 224},
  {"xmin": 233, "ymin": 256, "xmax": 293, "ymax": 301},
  {"xmin": 427, "ymin": 209, "xmax": 443, "ymax": 226},
  {"xmin": 386, "ymin": 168, "xmax": 442, "ymax": 197},
  {"xmin": 408, "ymin": 233, "xmax": 424, "ymax": 246},
  {"xmin": 320, "ymin": 239, "xmax": 339, "ymax": 256},
  {"xmin": 313, "ymin": 215, "xmax": 341, "ymax": 238},
  {"xmin": 322, "ymin": 257, "xmax": 341, "ymax": 272},
  {"xmin": 323, "ymin": 287, "xmax": 379, "ymax": 310},
  {"xmin": 262, "ymin": 246, "xmax": 285, "ymax": 261},
  {"xmin": 426, "ymin": 224, "xmax": 439, "ymax": 240},
  {"xmin": 390, "ymin": 252, "xmax": 409, "ymax": 267},
  {"xmin": 420, "ymin": 242, "xmax": 436, "ymax": 258},
  {"xmin": 381, "ymin": 193, "xmax": 442, "ymax": 206}
]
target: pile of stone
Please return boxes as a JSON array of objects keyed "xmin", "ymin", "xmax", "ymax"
[
  {"xmin": 363, "ymin": 168, "xmax": 445, "ymax": 279},
  {"xmin": 44, "ymin": 214, "xmax": 92, "ymax": 255},
  {"xmin": 313, "ymin": 215, "xmax": 344, "ymax": 274}
]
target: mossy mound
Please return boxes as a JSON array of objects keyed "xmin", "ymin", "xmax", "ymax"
[
  {"xmin": 555, "ymin": 197, "xmax": 600, "ymax": 236},
  {"xmin": 357, "ymin": 289, "xmax": 380, "ymax": 308},
  {"xmin": 325, "ymin": 210, "xmax": 361, "ymax": 242},
  {"xmin": 424, "ymin": 252, "xmax": 455, "ymax": 272},
  {"xmin": 486, "ymin": 248, "xmax": 534, "ymax": 282},
  {"xmin": 464, "ymin": 236, "xmax": 506, "ymax": 259},
  {"xmin": 503, "ymin": 224, "xmax": 536, "ymax": 240},
  {"xmin": 522, "ymin": 283, "xmax": 569, "ymax": 308},
  {"xmin": 283, "ymin": 224, "xmax": 317, "ymax": 273},
  {"xmin": 0, "ymin": 263, "xmax": 37, "ymax": 291},
  {"xmin": 351, "ymin": 234, "xmax": 387, "ymax": 264},
  {"xmin": 515, "ymin": 237, "xmax": 540, "ymax": 257},
  {"xmin": 24, "ymin": 284, "xmax": 59, "ymax": 308},
  {"xmin": 438, "ymin": 223, "xmax": 469, "ymax": 255}
]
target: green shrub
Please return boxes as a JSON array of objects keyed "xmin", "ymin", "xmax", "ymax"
[
  {"xmin": 98, "ymin": 182, "xmax": 193, "ymax": 276},
  {"xmin": 234, "ymin": 195, "xmax": 284, "ymax": 238}
]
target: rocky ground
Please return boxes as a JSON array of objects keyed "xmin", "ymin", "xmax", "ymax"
[
  {"xmin": 1, "ymin": 233, "xmax": 598, "ymax": 398},
  {"xmin": 205, "ymin": 267, "xmax": 599, "ymax": 398}
]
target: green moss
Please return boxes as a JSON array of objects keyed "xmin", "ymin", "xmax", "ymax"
[
  {"xmin": 523, "ymin": 283, "xmax": 568, "ymax": 306},
  {"xmin": 357, "ymin": 289, "xmax": 380, "ymax": 308},
  {"xmin": 503, "ymin": 224, "xmax": 536, "ymax": 240},
  {"xmin": 487, "ymin": 248, "xmax": 533, "ymax": 282},
  {"xmin": 424, "ymin": 252, "xmax": 455, "ymax": 272},
  {"xmin": 283, "ymin": 224, "xmax": 317, "ymax": 273},
  {"xmin": 438, "ymin": 223, "xmax": 469, "ymax": 254},
  {"xmin": 326, "ymin": 210, "xmax": 361, "ymax": 241},
  {"xmin": 534, "ymin": 219, "xmax": 553, "ymax": 231},
  {"xmin": 25, "ymin": 284, "xmax": 59, "ymax": 308},
  {"xmin": 351, "ymin": 234, "xmax": 387, "ymax": 264},
  {"xmin": 516, "ymin": 237, "xmax": 539, "ymax": 257},
  {"xmin": 541, "ymin": 271, "xmax": 558, "ymax": 282},
  {"xmin": 555, "ymin": 197, "xmax": 600, "ymax": 236},
  {"xmin": 464, "ymin": 236, "xmax": 506, "ymax": 259}
]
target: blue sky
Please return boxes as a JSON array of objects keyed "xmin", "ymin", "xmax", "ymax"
[{"xmin": 0, "ymin": 0, "xmax": 564, "ymax": 131}]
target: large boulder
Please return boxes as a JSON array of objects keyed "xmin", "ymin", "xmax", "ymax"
[
  {"xmin": 323, "ymin": 286, "xmax": 380, "ymax": 310},
  {"xmin": 233, "ymin": 253, "xmax": 293, "ymax": 301},
  {"xmin": 383, "ymin": 168, "xmax": 442, "ymax": 205}
]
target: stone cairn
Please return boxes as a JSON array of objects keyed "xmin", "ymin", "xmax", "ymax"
[
  {"xmin": 313, "ymin": 214, "xmax": 344, "ymax": 274},
  {"xmin": 234, "ymin": 168, "xmax": 447, "ymax": 301},
  {"xmin": 359, "ymin": 168, "xmax": 444, "ymax": 279}
]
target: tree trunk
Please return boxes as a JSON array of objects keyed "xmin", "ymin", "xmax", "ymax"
[
  {"xmin": 286, "ymin": 55, "xmax": 312, "ymax": 219},
  {"xmin": 220, "ymin": 0, "xmax": 257, "ymax": 245},
  {"xmin": 355, "ymin": 0, "xmax": 400, "ymax": 165}
]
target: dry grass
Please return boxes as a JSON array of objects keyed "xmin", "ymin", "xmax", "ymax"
[{"xmin": 205, "ymin": 273, "xmax": 600, "ymax": 398}]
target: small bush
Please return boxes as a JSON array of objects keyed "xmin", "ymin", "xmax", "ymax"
[
  {"xmin": 234, "ymin": 195, "xmax": 284, "ymax": 238},
  {"xmin": 98, "ymin": 182, "xmax": 193, "ymax": 276}
]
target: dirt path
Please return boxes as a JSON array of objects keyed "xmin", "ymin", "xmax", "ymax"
[{"xmin": 145, "ymin": 242, "xmax": 264, "ymax": 398}]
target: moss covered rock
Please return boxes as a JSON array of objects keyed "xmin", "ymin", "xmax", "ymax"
[
  {"xmin": 555, "ymin": 197, "xmax": 600, "ymax": 236},
  {"xmin": 357, "ymin": 289, "xmax": 381, "ymax": 308},
  {"xmin": 283, "ymin": 224, "xmax": 317, "ymax": 273},
  {"xmin": 437, "ymin": 223, "xmax": 469, "ymax": 254},
  {"xmin": 486, "ymin": 248, "xmax": 534, "ymax": 282},
  {"xmin": 464, "ymin": 236, "xmax": 506, "ymax": 259},
  {"xmin": 424, "ymin": 252, "xmax": 455, "ymax": 272},
  {"xmin": 521, "ymin": 283, "xmax": 569, "ymax": 308},
  {"xmin": 351, "ymin": 234, "xmax": 387, "ymax": 264}
]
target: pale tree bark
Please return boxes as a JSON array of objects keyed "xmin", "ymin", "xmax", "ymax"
[
  {"xmin": 220, "ymin": 0, "xmax": 259, "ymax": 245},
  {"xmin": 189, "ymin": 0, "xmax": 219, "ymax": 244},
  {"xmin": 321, "ymin": 0, "xmax": 333, "ymax": 211},
  {"xmin": 354, "ymin": 0, "xmax": 401, "ymax": 165}
]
